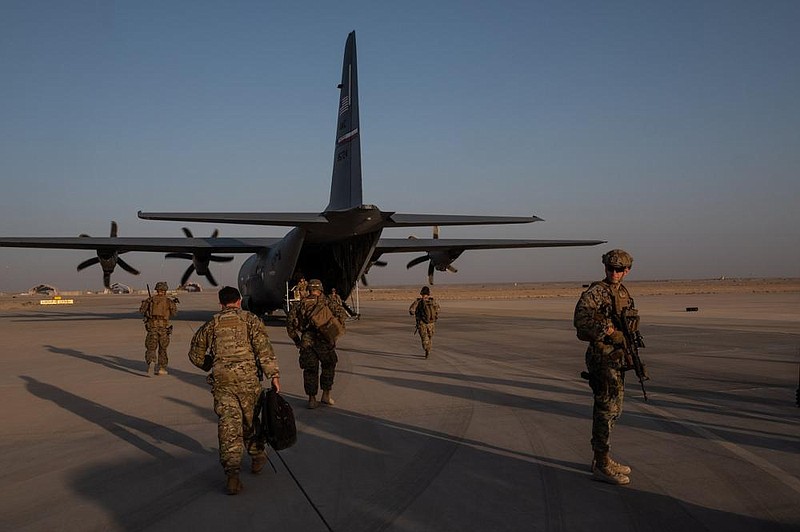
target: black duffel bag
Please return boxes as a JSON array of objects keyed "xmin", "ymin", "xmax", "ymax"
[{"xmin": 255, "ymin": 388, "xmax": 297, "ymax": 451}]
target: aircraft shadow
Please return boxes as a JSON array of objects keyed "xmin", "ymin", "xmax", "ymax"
[
  {"xmin": 343, "ymin": 369, "xmax": 588, "ymax": 419},
  {"xmin": 347, "ymin": 370, "xmax": 798, "ymax": 455},
  {"xmin": 4, "ymin": 362, "xmax": 787, "ymax": 532},
  {"xmin": 356, "ymin": 364, "xmax": 589, "ymax": 398},
  {"xmin": 302, "ymin": 403, "xmax": 798, "ymax": 531},
  {"xmin": 338, "ymin": 346, "xmax": 421, "ymax": 359},
  {"xmin": 57, "ymin": 396, "xmax": 796, "ymax": 532},
  {"xmin": 651, "ymin": 382, "xmax": 793, "ymax": 410},
  {"xmin": 684, "ymin": 352, "xmax": 795, "ymax": 364}
]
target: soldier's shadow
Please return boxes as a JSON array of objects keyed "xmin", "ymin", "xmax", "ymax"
[
  {"xmin": 20, "ymin": 376, "xmax": 211, "ymax": 459},
  {"xmin": 44, "ymin": 345, "xmax": 143, "ymax": 376}
]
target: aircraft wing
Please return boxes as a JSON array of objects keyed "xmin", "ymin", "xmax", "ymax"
[
  {"xmin": 375, "ymin": 238, "xmax": 605, "ymax": 254},
  {"xmin": 138, "ymin": 211, "xmax": 328, "ymax": 227},
  {"xmin": 0, "ymin": 237, "xmax": 282, "ymax": 253},
  {"xmin": 136, "ymin": 211, "xmax": 544, "ymax": 228},
  {"xmin": 384, "ymin": 213, "xmax": 544, "ymax": 227}
]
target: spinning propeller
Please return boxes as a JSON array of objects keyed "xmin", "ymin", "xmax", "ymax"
[
  {"xmin": 76, "ymin": 221, "xmax": 140, "ymax": 289},
  {"xmin": 360, "ymin": 254, "xmax": 388, "ymax": 287},
  {"xmin": 406, "ymin": 226, "xmax": 461, "ymax": 285},
  {"xmin": 165, "ymin": 227, "xmax": 234, "ymax": 287}
]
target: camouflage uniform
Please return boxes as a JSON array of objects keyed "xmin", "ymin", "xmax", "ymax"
[
  {"xmin": 294, "ymin": 278, "xmax": 308, "ymax": 300},
  {"xmin": 188, "ymin": 307, "xmax": 279, "ymax": 476},
  {"xmin": 286, "ymin": 288, "xmax": 347, "ymax": 398},
  {"xmin": 328, "ymin": 291, "xmax": 344, "ymax": 308},
  {"xmin": 574, "ymin": 249, "xmax": 636, "ymax": 485},
  {"xmin": 409, "ymin": 290, "xmax": 439, "ymax": 357},
  {"xmin": 139, "ymin": 282, "xmax": 177, "ymax": 372},
  {"xmin": 330, "ymin": 289, "xmax": 358, "ymax": 318},
  {"xmin": 574, "ymin": 279, "xmax": 633, "ymax": 453}
]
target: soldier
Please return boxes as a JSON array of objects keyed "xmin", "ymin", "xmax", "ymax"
[
  {"xmin": 573, "ymin": 249, "xmax": 636, "ymax": 485},
  {"xmin": 295, "ymin": 276, "xmax": 309, "ymax": 300},
  {"xmin": 409, "ymin": 286, "xmax": 439, "ymax": 358},
  {"xmin": 139, "ymin": 281, "xmax": 178, "ymax": 376},
  {"xmin": 188, "ymin": 286, "xmax": 280, "ymax": 495},
  {"xmin": 329, "ymin": 287, "xmax": 358, "ymax": 319},
  {"xmin": 287, "ymin": 279, "xmax": 347, "ymax": 409}
]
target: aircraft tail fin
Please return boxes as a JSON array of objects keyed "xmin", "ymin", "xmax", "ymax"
[{"xmin": 326, "ymin": 31, "xmax": 363, "ymax": 212}]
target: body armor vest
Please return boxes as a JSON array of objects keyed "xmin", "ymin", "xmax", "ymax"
[
  {"xmin": 149, "ymin": 295, "xmax": 172, "ymax": 319},
  {"xmin": 212, "ymin": 310, "xmax": 253, "ymax": 364}
]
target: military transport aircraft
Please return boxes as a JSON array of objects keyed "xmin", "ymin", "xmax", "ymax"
[{"xmin": 0, "ymin": 31, "xmax": 604, "ymax": 316}]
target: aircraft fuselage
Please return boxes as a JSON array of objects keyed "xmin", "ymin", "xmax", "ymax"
[{"xmin": 238, "ymin": 205, "xmax": 386, "ymax": 314}]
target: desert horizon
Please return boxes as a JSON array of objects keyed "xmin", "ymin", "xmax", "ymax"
[{"xmin": 2, "ymin": 277, "xmax": 798, "ymax": 309}]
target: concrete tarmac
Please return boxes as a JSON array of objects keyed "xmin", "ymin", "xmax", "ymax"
[{"xmin": 1, "ymin": 290, "xmax": 798, "ymax": 531}]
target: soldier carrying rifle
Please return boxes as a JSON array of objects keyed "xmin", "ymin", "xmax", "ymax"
[
  {"xmin": 139, "ymin": 281, "xmax": 178, "ymax": 376},
  {"xmin": 574, "ymin": 249, "xmax": 649, "ymax": 486},
  {"xmin": 409, "ymin": 286, "xmax": 440, "ymax": 358}
]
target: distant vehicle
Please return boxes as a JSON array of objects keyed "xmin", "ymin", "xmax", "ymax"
[
  {"xmin": 28, "ymin": 284, "xmax": 57, "ymax": 296},
  {"xmin": 109, "ymin": 283, "xmax": 132, "ymax": 294},
  {"xmin": 181, "ymin": 282, "xmax": 202, "ymax": 292}
]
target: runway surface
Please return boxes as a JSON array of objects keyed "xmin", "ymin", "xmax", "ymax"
[{"xmin": 1, "ymin": 290, "xmax": 798, "ymax": 531}]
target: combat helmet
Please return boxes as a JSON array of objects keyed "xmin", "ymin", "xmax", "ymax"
[
  {"xmin": 308, "ymin": 279, "xmax": 324, "ymax": 292},
  {"xmin": 602, "ymin": 249, "xmax": 633, "ymax": 269},
  {"xmin": 420, "ymin": 286, "xmax": 431, "ymax": 296},
  {"xmin": 154, "ymin": 281, "xmax": 169, "ymax": 291}
]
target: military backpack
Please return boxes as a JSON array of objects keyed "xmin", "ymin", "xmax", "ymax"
[
  {"xmin": 416, "ymin": 298, "xmax": 438, "ymax": 324},
  {"xmin": 149, "ymin": 296, "xmax": 174, "ymax": 319},
  {"xmin": 307, "ymin": 298, "xmax": 345, "ymax": 345}
]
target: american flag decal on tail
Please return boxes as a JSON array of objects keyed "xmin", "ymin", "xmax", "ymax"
[{"xmin": 339, "ymin": 95, "xmax": 350, "ymax": 116}]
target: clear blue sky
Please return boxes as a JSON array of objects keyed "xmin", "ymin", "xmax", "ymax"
[{"xmin": 1, "ymin": 1, "xmax": 799, "ymax": 292}]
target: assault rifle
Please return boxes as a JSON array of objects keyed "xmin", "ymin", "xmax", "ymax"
[
  {"xmin": 796, "ymin": 357, "xmax": 799, "ymax": 407},
  {"xmin": 141, "ymin": 283, "xmax": 152, "ymax": 323},
  {"xmin": 612, "ymin": 306, "xmax": 650, "ymax": 401}
]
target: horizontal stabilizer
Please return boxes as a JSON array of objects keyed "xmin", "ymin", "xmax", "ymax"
[
  {"xmin": 138, "ymin": 211, "xmax": 327, "ymax": 227},
  {"xmin": 386, "ymin": 213, "xmax": 543, "ymax": 227},
  {"xmin": 376, "ymin": 238, "xmax": 605, "ymax": 254}
]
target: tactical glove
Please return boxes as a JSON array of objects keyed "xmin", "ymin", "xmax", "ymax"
[{"xmin": 606, "ymin": 331, "xmax": 625, "ymax": 346}]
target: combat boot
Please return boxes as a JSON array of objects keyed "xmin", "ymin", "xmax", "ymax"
[
  {"xmin": 308, "ymin": 395, "xmax": 319, "ymax": 409},
  {"xmin": 156, "ymin": 367, "xmax": 168, "ymax": 376},
  {"xmin": 608, "ymin": 455, "xmax": 631, "ymax": 475},
  {"xmin": 226, "ymin": 474, "xmax": 243, "ymax": 495},
  {"xmin": 424, "ymin": 348, "xmax": 430, "ymax": 359},
  {"xmin": 321, "ymin": 390, "xmax": 335, "ymax": 406},
  {"xmin": 590, "ymin": 455, "xmax": 631, "ymax": 475},
  {"xmin": 591, "ymin": 451, "xmax": 630, "ymax": 485},
  {"xmin": 146, "ymin": 362, "xmax": 155, "ymax": 377},
  {"xmin": 251, "ymin": 452, "xmax": 267, "ymax": 474}
]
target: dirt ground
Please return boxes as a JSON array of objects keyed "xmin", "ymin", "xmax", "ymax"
[
  {"xmin": 355, "ymin": 277, "xmax": 800, "ymax": 301},
  {"xmin": 1, "ymin": 277, "xmax": 798, "ymax": 311}
]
